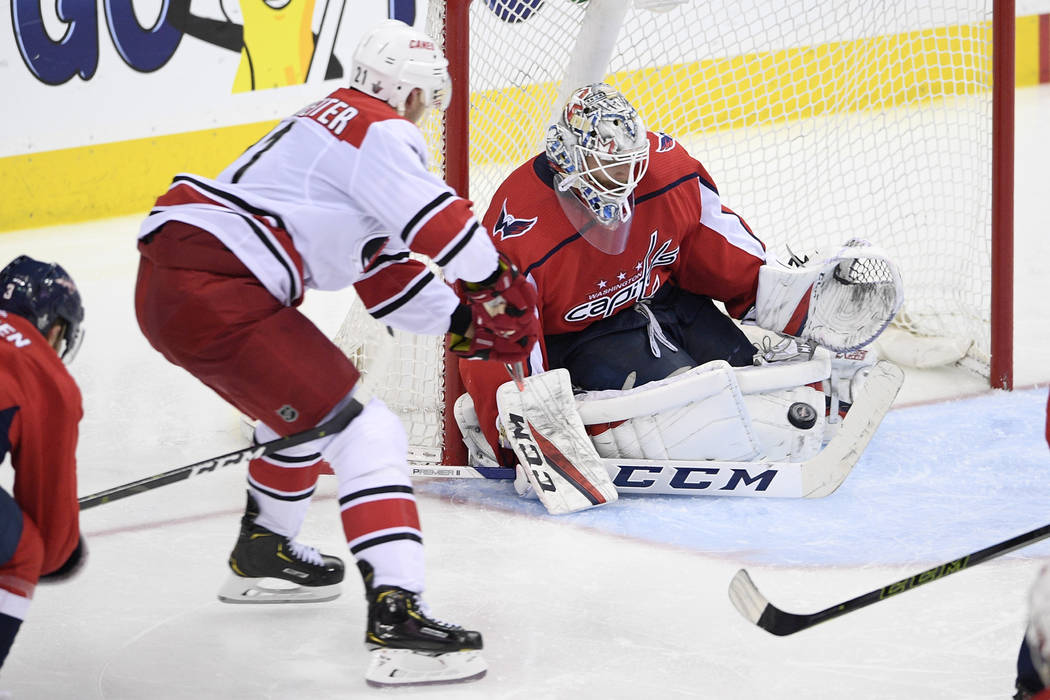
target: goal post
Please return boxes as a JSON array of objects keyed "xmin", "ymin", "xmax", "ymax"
[
  {"xmin": 337, "ymin": 0, "xmax": 1014, "ymax": 466},
  {"xmin": 991, "ymin": 0, "xmax": 1015, "ymax": 391}
]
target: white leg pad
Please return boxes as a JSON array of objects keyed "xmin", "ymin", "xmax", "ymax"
[
  {"xmin": 578, "ymin": 359, "xmax": 832, "ymax": 463},
  {"xmin": 742, "ymin": 387, "xmax": 825, "ymax": 462},
  {"xmin": 578, "ymin": 361, "xmax": 762, "ymax": 462},
  {"xmin": 496, "ymin": 368, "xmax": 617, "ymax": 515}
]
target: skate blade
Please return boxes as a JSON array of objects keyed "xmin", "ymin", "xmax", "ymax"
[
  {"xmin": 216, "ymin": 574, "xmax": 341, "ymax": 604},
  {"xmin": 364, "ymin": 648, "xmax": 487, "ymax": 687}
]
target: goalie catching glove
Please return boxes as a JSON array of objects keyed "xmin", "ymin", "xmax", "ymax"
[
  {"xmin": 754, "ymin": 238, "xmax": 903, "ymax": 352},
  {"xmin": 449, "ymin": 253, "xmax": 540, "ymax": 363}
]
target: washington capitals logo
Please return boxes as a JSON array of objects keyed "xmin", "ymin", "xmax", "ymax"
[
  {"xmin": 492, "ymin": 200, "xmax": 537, "ymax": 241},
  {"xmin": 656, "ymin": 132, "xmax": 677, "ymax": 153}
]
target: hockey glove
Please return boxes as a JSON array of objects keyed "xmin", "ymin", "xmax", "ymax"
[{"xmin": 450, "ymin": 254, "xmax": 539, "ymax": 363}]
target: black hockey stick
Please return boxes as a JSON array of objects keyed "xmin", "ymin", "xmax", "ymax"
[
  {"xmin": 728, "ymin": 522, "xmax": 1050, "ymax": 636},
  {"xmin": 78, "ymin": 399, "xmax": 363, "ymax": 510}
]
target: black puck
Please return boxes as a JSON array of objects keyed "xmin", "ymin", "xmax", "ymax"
[{"xmin": 787, "ymin": 402, "xmax": 818, "ymax": 429}]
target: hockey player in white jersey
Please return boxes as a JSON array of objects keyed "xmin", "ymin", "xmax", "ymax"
[{"xmin": 134, "ymin": 19, "xmax": 539, "ymax": 687}]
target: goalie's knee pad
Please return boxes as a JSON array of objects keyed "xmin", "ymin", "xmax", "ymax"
[
  {"xmin": 828, "ymin": 345, "xmax": 880, "ymax": 406},
  {"xmin": 453, "ymin": 393, "xmax": 500, "ymax": 469}
]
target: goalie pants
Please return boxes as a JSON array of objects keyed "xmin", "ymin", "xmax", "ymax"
[
  {"xmin": 545, "ymin": 284, "xmax": 755, "ymax": 391},
  {"xmin": 136, "ymin": 222, "xmax": 425, "ymax": 591}
]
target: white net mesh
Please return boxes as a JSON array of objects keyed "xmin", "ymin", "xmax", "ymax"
[
  {"xmin": 331, "ymin": 270, "xmax": 447, "ymax": 464},
  {"xmin": 430, "ymin": 0, "xmax": 995, "ymax": 374},
  {"xmin": 339, "ymin": 0, "xmax": 997, "ymax": 463}
]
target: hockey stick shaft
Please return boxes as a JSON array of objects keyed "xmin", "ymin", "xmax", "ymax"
[
  {"xmin": 731, "ymin": 522, "xmax": 1050, "ymax": 636},
  {"xmin": 78, "ymin": 400, "xmax": 363, "ymax": 510},
  {"xmin": 411, "ymin": 466, "xmax": 514, "ymax": 479}
]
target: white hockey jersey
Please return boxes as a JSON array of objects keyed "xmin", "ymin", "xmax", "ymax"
[{"xmin": 139, "ymin": 87, "xmax": 498, "ymax": 337}]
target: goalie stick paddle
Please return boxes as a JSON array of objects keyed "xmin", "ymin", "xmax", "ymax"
[
  {"xmin": 78, "ymin": 399, "xmax": 363, "ymax": 511},
  {"xmin": 728, "ymin": 522, "xmax": 1050, "ymax": 636}
]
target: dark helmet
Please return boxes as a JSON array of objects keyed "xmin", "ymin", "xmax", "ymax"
[{"xmin": 0, "ymin": 255, "xmax": 85, "ymax": 363}]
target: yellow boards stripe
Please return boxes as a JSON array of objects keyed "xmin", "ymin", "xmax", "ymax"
[
  {"xmin": 0, "ymin": 121, "xmax": 278, "ymax": 232},
  {"xmin": 3, "ymin": 17, "xmax": 1043, "ymax": 232}
]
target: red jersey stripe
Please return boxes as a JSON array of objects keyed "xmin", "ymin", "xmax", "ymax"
[
  {"xmin": 248, "ymin": 457, "xmax": 322, "ymax": 494},
  {"xmin": 153, "ymin": 180, "xmax": 305, "ymax": 299},
  {"xmin": 341, "ymin": 497, "xmax": 421, "ymax": 542},
  {"xmin": 406, "ymin": 198, "xmax": 477, "ymax": 259},
  {"xmin": 783, "ymin": 284, "xmax": 814, "ymax": 337},
  {"xmin": 354, "ymin": 260, "xmax": 433, "ymax": 313}
]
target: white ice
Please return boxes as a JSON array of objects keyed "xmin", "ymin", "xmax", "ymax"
[{"xmin": 0, "ymin": 84, "xmax": 1047, "ymax": 699}]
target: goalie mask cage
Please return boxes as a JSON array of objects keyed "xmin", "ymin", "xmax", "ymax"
[{"xmin": 335, "ymin": 0, "xmax": 1014, "ymax": 466}]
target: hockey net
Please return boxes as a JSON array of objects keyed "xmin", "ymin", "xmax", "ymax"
[{"xmin": 335, "ymin": 0, "xmax": 1009, "ymax": 465}]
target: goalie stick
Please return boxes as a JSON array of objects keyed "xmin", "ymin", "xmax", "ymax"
[
  {"xmin": 78, "ymin": 399, "xmax": 363, "ymax": 510},
  {"xmin": 412, "ymin": 361, "xmax": 903, "ymax": 499},
  {"xmin": 728, "ymin": 522, "xmax": 1050, "ymax": 636}
]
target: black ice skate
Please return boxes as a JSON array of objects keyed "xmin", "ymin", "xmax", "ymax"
[
  {"xmin": 363, "ymin": 585, "xmax": 486, "ymax": 687},
  {"xmin": 217, "ymin": 492, "xmax": 344, "ymax": 604}
]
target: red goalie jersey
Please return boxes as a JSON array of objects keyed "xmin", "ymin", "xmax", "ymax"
[{"xmin": 459, "ymin": 131, "xmax": 767, "ymax": 457}]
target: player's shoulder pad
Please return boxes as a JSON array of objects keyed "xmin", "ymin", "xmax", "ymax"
[
  {"xmin": 645, "ymin": 130, "xmax": 700, "ymax": 173},
  {"xmin": 651, "ymin": 130, "xmax": 680, "ymax": 155}
]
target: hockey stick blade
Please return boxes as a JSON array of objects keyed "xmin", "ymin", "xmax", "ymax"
[
  {"xmin": 728, "ymin": 570, "xmax": 822, "ymax": 637},
  {"xmin": 78, "ymin": 399, "xmax": 363, "ymax": 510},
  {"xmin": 728, "ymin": 522, "xmax": 1050, "ymax": 636},
  {"xmin": 799, "ymin": 360, "xmax": 903, "ymax": 498}
]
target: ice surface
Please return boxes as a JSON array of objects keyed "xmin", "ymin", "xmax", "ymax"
[{"xmin": 0, "ymin": 86, "xmax": 1046, "ymax": 699}]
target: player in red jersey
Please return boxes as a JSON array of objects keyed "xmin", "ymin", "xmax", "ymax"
[
  {"xmin": 134, "ymin": 19, "xmax": 537, "ymax": 686},
  {"xmin": 455, "ymin": 84, "xmax": 902, "ymax": 511},
  {"xmin": 0, "ymin": 255, "xmax": 85, "ymax": 669},
  {"xmin": 1013, "ymin": 389, "xmax": 1050, "ymax": 700}
]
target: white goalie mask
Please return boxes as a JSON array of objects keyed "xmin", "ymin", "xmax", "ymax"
[
  {"xmin": 350, "ymin": 19, "xmax": 451, "ymax": 114},
  {"xmin": 546, "ymin": 84, "xmax": 650, "ymax": 236}
]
